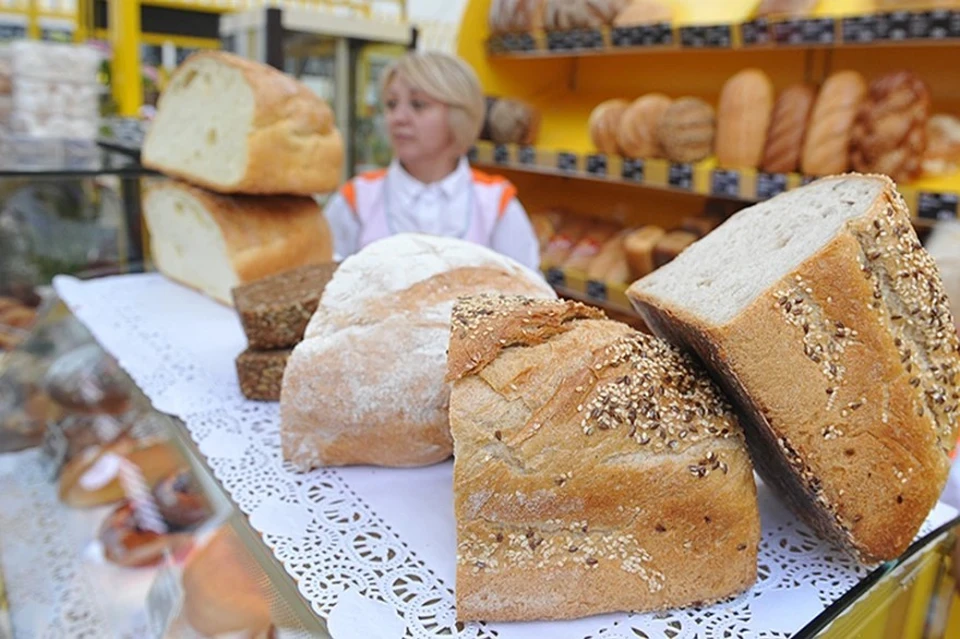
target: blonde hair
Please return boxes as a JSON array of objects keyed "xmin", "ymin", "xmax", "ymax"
[{"xmin": 382, "ymin": 51, "xmax": 486, "ymax": 156}]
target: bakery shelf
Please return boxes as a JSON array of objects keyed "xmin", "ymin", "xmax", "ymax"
[
  {"xmin": 469, "ymin": 141, "xmax": 960, "ymax": 223},
  {"xmin": 539, "ymin": 265, "xmax": 647, "ymax": 328}
]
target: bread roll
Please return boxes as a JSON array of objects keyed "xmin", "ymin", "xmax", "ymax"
[
  {"xmin": 653, "ymin": 230, "xmax": 698, "ymax": 268},
  {"xmin": 756, "ymin": 0, "xmax": 819, "ymax": 17},
  {"xmin": 489, "ymin": 0, "xmax": 545, "ymax": 33},
  {"xmin": 563, "ymin": 224, "xmax": 619, "ymax": 270},
  {"xmin": 143, "ymin": 52, "xmax": 343, "ymax": 195},
  {"xmin": 628, "ymin": 175, "xmax": 960, "ymax": 562},
  {"xmin": 488, "ymin": 98, "xmax": 541, "ymax": 145},
  {"xmin": 613, "ymin": 0, "xmax": 672, "ymax": 25},
  {"xmin": 447, "ymin": 295, "xmax": 760, "ymax": 621},
  {"xmin": 716, "ymin": 69, "xmax": 775, "ymax": 170},
  {"xmin": 801, "ymin": 71, "xmax": 867, "ymax": 176},
  {"xmin": 851, "ymin": 71, "xmax": 930, "ymax": 184},
  {"xmin": 143, "ymin": 181, "xmax": 333, "ymax": 306},
  {"xmin": 589, "ymin": 99, "xmax": 630, "ymax": 155},
  {"xmin": 658, "ymin": 97, "xmax": 716, "ymax": 163},
  {"xmin": 542, "ymin": 216, "xmax": 591, "ymax": 266},
  {"xmin": 618, "ymin": 94, "xmax": 672, "ymax": 159},
  {"xmin": 624, "ymin": 225, "xmax": 666, "ymax": 279},
  {"xmin": 924, "ymin": 114, "xmax": 960, "ymax": 176},
  {"xmin": 602, "ymin": 253, "xmax": 632, "ymax": 283},
  {"xmin": 587, "ymin": 228, "xmax": 633, "ymax": 280},
  {"xmin": 280, "ymin": 234, "xmax": 555, "ymax": 470},
  {"xmin": 543, "ymin": 0, "xmax": 628, "ymax": 30},
  {"xmin": 762, "ymin": 84, "xmax": 816, "ymax": 174}
]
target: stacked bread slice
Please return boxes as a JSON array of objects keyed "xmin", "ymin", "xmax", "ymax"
[{"xmin": 142, "ymin": 51, "xmax": 341, "ymax": 306}]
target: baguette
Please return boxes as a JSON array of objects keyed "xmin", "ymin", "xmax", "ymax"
[{"xmin": 762, "ymin": 84, "xmax": 816, "ymax": 174}]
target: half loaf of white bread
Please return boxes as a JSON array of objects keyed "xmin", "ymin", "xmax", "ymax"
[
  {"xmin": 628, "ymin": 174, "xmax": 960, "ymax": 563},
  {"xmin": 447, "ymin": 295, "xmax": 760, "ymax": 622},
  {"xmin": 280, "ymin": 233, "xmax": 556, "ymax": 470},
  {"xmin": 143, "ymin": 180, "xmax": 333, "ymax": 306},
  {"xmin": 143, "ymin": 51, "xmax": 343, "ymax": 195}
]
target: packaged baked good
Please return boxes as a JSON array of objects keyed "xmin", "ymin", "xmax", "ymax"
[
  {"xmin": 447, "ymin": 295, "xmax": 760, "ymax": 621},
  {"xmin": 762, "ymin": 84, "xmax": 816, "ymax": 174},
  {"xmin": 235, "ymin": 348, "xmax": 291, "ymax": 402},
  {"xmin": 613, "ymin": 0, "xmax": 672, "ymax": 25},
  {"xmin": 657, "ymin": 97, "xmax": 716, "ymax": 163},
  {"xmin": 99, "ymin": 502, "xmax": 191, "ymax": 568},
  {"xmin": 44, "ymin": 344, "xmax": 131, "ymax": 415},
  {"xmin": 528, "ymin": 210, "xmax": 562, "ymax": 251},
  {"xmin": 589, "ymin": 99, "xmax": 630, "ymax": 155},
  {"xmin": 628, "ymin": 174, "xmax": 960, "ymax": 562},
  {"xmin": 617, "ymin": 93, "xmax": 672, "ymax": 159},
  {"xmin": 716, "ymin": 69, "xmax": 775, "ymax": 170},
  {"xmin": 563, "ymin": 223, "xmax": 619, "ymax": 271},
  {"xmin": 232, "ymin": 263, "xmax": 338, "ymax": 351},
  {"xmin": 542, "ymin": 216, "xmax": 592, "ymax": 266},
  {"xmin": 586, "ymin": 228, "xmax": 634, "ymax": 280},
  {"xmin": 624, "ymin": 225, "xmax": 666, "ymax": 279},
  {"xmin": 923, "ymin": 114, "xmax": 960, "ymax": 176},
  {"xmin": 801, "ymin": 70, "xmax": 867, "ymax": 176},
  {"xmin": 153, "ymin": 469, "xmax": 211, "ymax": 530},
  {"xmin": 851, "ymin": 70, "xmax": 930, "ymax": 184}
]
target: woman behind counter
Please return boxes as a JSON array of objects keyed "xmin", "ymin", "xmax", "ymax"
[{"xmin": 323, "ymin": 51, "xmax": 541, "ymax": 271}]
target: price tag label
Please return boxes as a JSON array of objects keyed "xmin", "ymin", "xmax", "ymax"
[
  {"xmin": 918, "ymin": 192, "xmax": 959, "ymax": 221},
  {"xmin": 502, "ymin": 32, "xmax": 537, "ymax": 52},
  {"xmin": 546, "ymin": 267, "xmax": 566, "ymax": 288},
  {"xmin": 586, "ymin": 280, "xmax": 609, "ymax": 302},
  {"xmin": 517, "ymin": 145, "xmax": 537, "ymax": 166},
  {"xmin": 927, "ymin": 9, "xmax": 953, "ymax": 39},
  {"xmin": 147, "ymin": 562, "xmax": 184, "ymax": 639},
  {"xmin": 610, "ymin": 23, "xmax": 673, "ymax": 47},
  {"xmin": 711, "ymin": 169, "xmax": 740, "ymax": 197},
  {"xmin": 842, "ymin": 15, "xmax": 878, "ymax": 43},
  {"xmin": 886, "ymin": 11, "xmax": 911, "ymax": 40},
  {"xmin": 467, "ymin": 146, "xmax": 479, "ymax": 163},
  {"xmin": 621, "ymin": 158, "xmax": 645, "ymax": 182},
  {"xmin": 680, "ymin": 25, "xmax": 732, "ymax": 48},
  {"xmin": 908, "ymin": 10, "xmax": 932, "ymax": 38},
  {"xmin": 741, "ymin": 19, "xmax": 770, "ymax": 46},
  {"xmin": 756, "ymin": 172, "xmax": 788, "ymax": 199},
  {"xmin": 668, "ymin": 163, "xmax": 694, "ymax": 190},
  {"xmin": 950, "ymin": 10, "xmax": 960, "ymax": 37},
  {"xmin": 547, "ymin": 28, "xmax": 604, "ymax": 51},
  {"xmin": 585, "ymin": 154, "xmax": 608, "ymax": 177},
  {"xmin": 493, "ymin": 144, "xmax": 510, "ymax": 165},
  {"xmin": 773, "ymin": 18, "xmax": 835, "ymax": 44},
  {"xmin": 557, "ymin": 152, "xmax": 578, "ymax": 173}
]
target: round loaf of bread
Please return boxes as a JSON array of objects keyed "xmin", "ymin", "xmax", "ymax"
[
  {"xmin": 618, "ymin": 93, "xmax": 672, "ymax": 158},
  {"xmin": 756, "ymin": 0, "xmax": 819, "ymax": 17},
  {"xmin": 543, "ymin": 0, "xmax": 627, "ymax": 30},
  {"xmin": 489, "ymin": 0, "xmax": 545, "ymax": 34},
  {"xmin": 589, "ymin": 99, "xmax": 629, "ymax": 155},
  {"xmin": 280, "ymin": 234, "xmax": 556, "ymax": 470},
  {"xmin": 657, "ymin": 97, "xmax": 716, "ymax": 163},
  {"xmin": 613, "ymin": 0, "xmax": 673, "ymax": 25},
  {"xmin": 489, "ymin": 98, "xmax": 541, "ymax": 145},
  {"xmin": 762, "ymin": 84, "xmax": 816, "ymax": 174},
  {"xmin": 716, "ymin": 69, "xmax": 774, "ymax": 169}
]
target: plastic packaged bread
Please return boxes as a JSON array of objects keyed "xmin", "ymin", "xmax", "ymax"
[
  {"xmin": 446, "ymin": 295, "xmax": 760, "ymax": 621},
  {"xmin": 624, "ymin": 225, "xmax": 666, "ymax": 279},
  {"xmin": 762, "ymin": 84, "xmax": 816, "ymax": 174},
  {"xmin": 586, "ymin": 228, "xmax": 634, "ymax": 281},
  {"xmin": 801, "ymin": 70, "xmax": 867, "ymax": 176},
  {"xmin": 542, "ymin": 216, "xmax": 592, "ymax": 266},
  {"xmin": 923, "ymin": 114, "xmax": 960, "ymax": 176},
  {"xmin": 716, "ymin": 69, "xmax": 774, "ymax": 170},
  {"xmin": 143, "ymin": 51, "xmax": 343, "ymax": 195},
  {"xmin": 628, "ymin": 174, "xmax": 960, "ymax": 563},
  {"xmin": 563, "ymin": 223, "xmax": 619, "ymax": 271},
  {"xmin": 143, "ymin": 180, "xmax": 333, "ymax": 306},
  {"xmin": 618, "ymin": 94, "xmax": 672, "ymax": 159},
  {"xmin": 280, "ymin": 234, "xmax": 556, "ymax": 470}
]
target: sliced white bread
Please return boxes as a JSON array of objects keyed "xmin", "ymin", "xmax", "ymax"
[{"xmin": 627, "ymin": 174, "xmax": 960, "ymax": 563}]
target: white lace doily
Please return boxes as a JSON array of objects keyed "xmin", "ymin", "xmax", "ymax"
[{"xmin": 52, "ymin": 273, "xmax": 959, "ymax": 639}]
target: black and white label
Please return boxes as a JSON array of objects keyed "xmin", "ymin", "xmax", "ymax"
[
  {"xmin": 680, "ymin": 25, "xmax": 732, "ymax": 48},
  {"xmin": 773, "ymin": 18, "xmax": 835, "ymax": 44},
  {"xmin": 505, "ymin": 32, "xmax": 538, "ymax": 52},
  {"xmin": 585, "ymin": 154, "xmax": 608, "ymax": 177},
  {"xmin": 546, "ymin": 267, "xmax": 566, "ymax": 288},
  {"xmin": 610, "ymin": 23, "xmax": 673, "ymax": 47},
  {"xmin": 547, "ymin": 28, "xmax": 604, "ymax": 51},
  {"xmin": 147, "ymin": 563, "xmax": 184, "ymax": 639},
  {"xmin": 918, "ymin": 192, "xmax": 959, "ymax": 221},
  {"xmin": 668, "ymin": 163, "xmax": 694, "ymax": 190},
  {"xmin": 493, "ymin": 144, "xmax": 510, "ymax": 165},
  {"xmin": 886, "ymin": 11, "xmax": 911, "ymax": 40},
  {"xmin": 842, "ymin": 15, "xmax": 879, "ymax": 43},
  {"xmin": 741, "ymin": 19, "xmax": 770, "ymax": 46},
  {"xmin": 586, "ymin": 280, "xmax": 609, "ymax": 302},
  {"xmin": 556, "ymin": 152, "xmax": 578, "ymax": 173},
  {"xmin": 950, "ymin": 10, "xmax": 960, "ymax": 37},
  {"xmin": 517, "ymin": 145, "xmax": 537, "ymax": 166},
  {"xmin": 711, "ymin": 170, "xmax": 740, "ymax": 197},
  {"xmin": 621, "ymin": 158, "xmax": 645, "ymax": 182},
  {"xmin": 756, "ymin": 172, "xmax": 788, "ymax": 199},
  {"xmin": 926, "ymin": 9, "xmax": 953, "ymax": 39}
]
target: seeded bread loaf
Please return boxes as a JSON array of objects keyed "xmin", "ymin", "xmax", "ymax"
[
  {"xmin": 447, "ymin": 295, "xmax": 760, "ymax": 622},
  {"xmin": 236, "ymin": 349, "xmax": 291, "ymax": 402},
  {"xmin": 280, "ymin": 234, "xmax": 556, "ymax": 470},
  {"xmin": 233, "ymin": 263, "xmax": 338, "ymax": 350},
  {"xmin": 628, "ymin": 174, "xmax": 960, "ymax": 563}
]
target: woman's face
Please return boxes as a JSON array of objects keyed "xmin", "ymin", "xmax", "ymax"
[{"xmin": 384, "ymin": 76, "xmax": 456, "ymax": 165}]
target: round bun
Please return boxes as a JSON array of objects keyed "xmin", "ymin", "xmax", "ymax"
[
  {"xmin": 589, "ymin": 99, "xmax": 630, "ymax": 155},
  {"xmin": 657, "ymin": 97, "xmax": 716, "ymax": 163},
  {"xmin": 618, "ymin": 93, "xmax": 673, "ymax": 158},
  {"xmin": 489, "ymin": 98, "xmax": 541, "ymax": 145},
  {"xmin": 153, "ymin": 469, "xmax": 211, "ymax": 530}
]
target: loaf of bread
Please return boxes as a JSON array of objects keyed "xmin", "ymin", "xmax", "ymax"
[
  {"xmin": 613, "ymin": 0, "xmax": 672, "ymax": 25},
  {"xmin": 236, "ymin": 349, "xmax": 291, "ymax": 402},
  {"xmin": 143, "ymin": 52, "xmax": 343, "ymax": 195},
  {"xmin": 658, "ymin": 97, "xmax": 716, "ymax": 163},
  {"xmin": 923, "ymin": 114, "xmax": 960, "ymax": 176},
  {"xmin": 762, "ymin": 84, "xmax": 816, "ymax": 174},
  {"xmin": 543, "ymin": 0, "xmax": 628, "ymax": 30},
  {"xmin": 756, "ymin": 0, "xmax": 819, "ymax": 17},
  {"xmin": 529, "ymin": 210, "xmax": 563, "ymax": 251},
  {"xmin": 851, "ymin": 71, "xmax": 930, "ymax": 184},
  {"xmin": 624, "ymin": 225, "xmax": 666, "ymax": 279},
  {"xmin": 447, "ymin": 295, "xmax": 760, "ymax": 621},
  {"xmin": 144, "ymin": 181, "xmax": 333, "ymax": 306},
  {"xmin": 628, "ymin": 174, "xmax": 960, "ymax": 563},
  {"xmin": 589, "ymin": 99, "xmax": 630, "ymax": 155},
  {"xmin": 233, "ymin": 263, "xmax": 338, "ymax": 350},
  {"xmin": 716, "ymin": 69, "xmax": 774, "ymax": 170},
  {"xmin": 587, "ymin": 228, "xmax": 633, "ymax": 280},
  {"xmin": 618, "ymin": 94, "xmax": 672, "ymax": 159},
  {"xmin": 489, "ymin": 0, "xmax": 545, "ymax": 33},
  {"xmin": 653, "ymin": 230, "xmax": 697, "ymax": 268},
  {"xmin": 801, "ymin": 71, "xmax": 867, "ymax": 176},
  {"xmin": 280, "ymin": 234, "xmax": 555, "ymax": 470},
  {"xmin": 488, "ymin": 98, "xmax": 541, "ymax": 145},
  {"xmin": 542, "ymin": 216, "xmax": 592, "ymax": 266},
  {"xmin": 563, "ymin": 223, "xmax": 619, "ymax": 270}
]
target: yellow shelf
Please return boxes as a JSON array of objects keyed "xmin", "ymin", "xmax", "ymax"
[{"xmin": 470, "ymin": 141, "xmax": 960, "ymax": 223}]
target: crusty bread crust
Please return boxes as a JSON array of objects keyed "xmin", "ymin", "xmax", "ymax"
[
  {"xmin": 448, "ymin": 296, "xmax": 760, "ymax": 621},
  {"xmin": 628, "ymin": 174, "xmax": 960, "ymax": 563},
  {"xmin": 144, "ymin": 51, "xmax": 343, "ymax": 196}
]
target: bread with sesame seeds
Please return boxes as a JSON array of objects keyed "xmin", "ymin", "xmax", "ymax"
[
  {"xmin": 279, "ymin": 234, "xmax": 555, "ymax": 470},
  {"xmin": 446, "ymin": 295, "xmax": 760, "ymax": 622},
  {"xmin": 627, "ymin": 174, "xmax": 960, "ymax": 563}
]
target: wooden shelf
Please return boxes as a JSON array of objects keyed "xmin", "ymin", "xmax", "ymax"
[{"xmin": 470, "ymin": 141, "xmax": 960, "ymax": 223}]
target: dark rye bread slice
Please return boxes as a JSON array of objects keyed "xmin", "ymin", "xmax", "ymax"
[
  {"xmin": 236, "ymin": 348, "xmax": 291, "ymax": 401},
  {"xmin": 627, "ymin": 174, "xmax": 960, "ymax": 563},
  {"xmin": 232, "ymin": 262, "xmax": 338, "ymax": 350}
]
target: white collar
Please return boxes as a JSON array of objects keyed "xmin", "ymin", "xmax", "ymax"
[{"xmin": 388, "ymin": 157, "xmax": 471, "ymax": 200}]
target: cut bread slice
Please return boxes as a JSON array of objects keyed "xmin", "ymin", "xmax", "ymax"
[
  {"xmin": 628, "ymin": 174, "xmax": 960, "ymax": 563},
  {"xmin": 143, "ymin": 51, "xmax": 343, "ymax": 195},
  {"xmin": 143, "ymin": 180, "xmax": 332, "ymax": 306}
]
